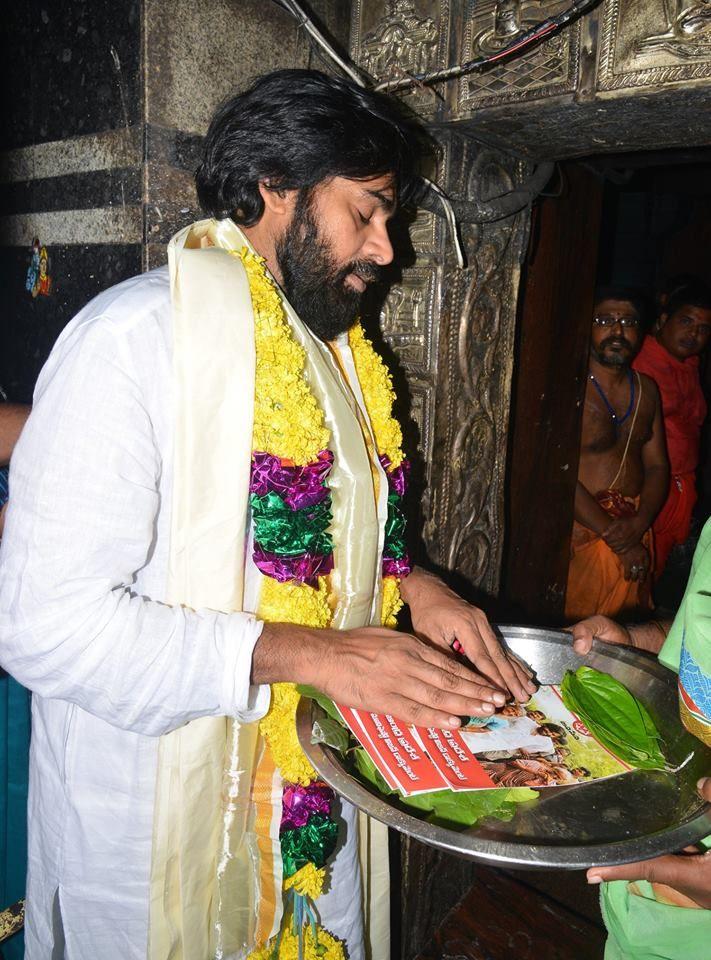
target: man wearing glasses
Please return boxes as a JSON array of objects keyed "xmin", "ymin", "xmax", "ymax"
[{"xmin": 565, "ymin": 287, "xmax": 669, "ymax": 621}]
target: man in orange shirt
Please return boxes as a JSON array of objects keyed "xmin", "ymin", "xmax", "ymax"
[{"xmin": 633, "ymin": 281, "xmax": 711, "ymax": 580}]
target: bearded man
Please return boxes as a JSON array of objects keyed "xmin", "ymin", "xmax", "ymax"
[
  {"xmin": 565, "ymin": 287, "xmax": 668, "ymax": 622},
  {"xmin": 0, "ymin": 70, "xmax": 534, "ymax": 960}
]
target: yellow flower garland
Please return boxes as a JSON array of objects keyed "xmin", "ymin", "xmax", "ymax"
[
  {"xmin": 248, "ymin": 925, "xmax": 345, "ymax": 960},
  {"xmin": 241, "ymin": 247, "xmax": 329, "ymax": 464},
  {"xmin": 347, "ymin": 323, "xmax": 404, "ymax": 470},
  {"xmin": 284, "ymin": 862, "xmax": 326, "ymax": 899},
  {"xmin": 239, "ymin": 248, "xmax": 407, "ymax": 959},
  {"xmin": 381, "ymin": 574, "xmax": 404, "ymax": 630},
  {"xmin": 257, "ymin": 574, "xmax": 333, "ymax": 633}
]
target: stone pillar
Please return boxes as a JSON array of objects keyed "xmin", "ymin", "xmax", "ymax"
[{"xmin": 0, "ymin": 0, "xmax": 350, "ymax": 401}]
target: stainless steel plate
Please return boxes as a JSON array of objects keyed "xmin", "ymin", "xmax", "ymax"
[{"xmin": 296, "ymin": 626, "xmax": 711, "ymax": 869}]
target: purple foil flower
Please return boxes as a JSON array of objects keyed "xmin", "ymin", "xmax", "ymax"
[
  {"xmin": 379, "ymin": 455, "xmax": 410, "ymax": 498},
  {"xmin": 383, "ymin": 555, "xmax": 412, "ymax": 578},
  {"xmin": 250, "ymin": 450, "xmax": 334, "ymax": 510},
  {"xmin": 280, "ymin": 782, "xmax": 335, "ymax": 832},
  {"xmin": 253, "ymin": 545, "xmax": 334, "ymax": 587}
]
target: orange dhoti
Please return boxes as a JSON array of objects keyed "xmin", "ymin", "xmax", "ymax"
[
  {"xmin": 652, "ymin": 471, "xmax": 697, "ymax": 580},
  {"xmin": 565, "ymin": 510, "xmax": 653, "ymax": 622}
]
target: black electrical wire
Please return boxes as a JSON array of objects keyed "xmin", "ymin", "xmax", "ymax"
[
  {"xmin": 270, "ymin": 0, "xmax": 368, "ymax": 86},
  {"xmin": 270, "ymin": 0, "xmax": 601, "ymax": 96},
  {"xmin": 372, "ymin": 0, "xmax": 601, "ymax": 93}
]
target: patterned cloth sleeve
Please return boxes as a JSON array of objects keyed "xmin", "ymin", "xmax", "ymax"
[{"xmin": 0, "ymin": 466, "xmax": 9, "ymax": 509}]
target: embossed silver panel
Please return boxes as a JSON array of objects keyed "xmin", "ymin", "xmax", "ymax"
[
  {"xmin": 458, "ymin": 0, "xmax": 582, "ymax": 110},
  {"xmin": 407, "ymin": 206, "xmax": 440, "ymax": 256},
  {"xmin": 378, "ymin": 263, "xmax": 441, "ymax": 375},
  {"xmin": 406, "ymin": 379, "xmax": 436, "ymax": 463},
  {"xmin": 351, "ymin": 0, "xmax": 451, "ymax": 115},
  {"xmin": 597, "ymin": 0, "xmax": 711, "ymax": 91},
  {"xmin": 424, "ymin": 141, "xmax": 531, "ymax": 594}
]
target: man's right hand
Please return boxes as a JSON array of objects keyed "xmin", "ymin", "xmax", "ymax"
[
  {"xmin": 619, "ymin": 542, "xmax": 650, "ymax": 582},
  {"xmin": 254, "ymin": 623, "xmax": 508, "ymax": 730}
]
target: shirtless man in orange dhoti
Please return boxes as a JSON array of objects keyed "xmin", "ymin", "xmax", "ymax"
[{"xmin": 565, "ymin": 287, "xmax": 669, "ymax": 621}]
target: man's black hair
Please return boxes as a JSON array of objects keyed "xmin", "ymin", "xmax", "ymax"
[
  {"xmin": 593, "ymin": 285, "xmax": 647, "ymax": 323},
  {"xmin": 539, "ymin": 723, "xmax": 565, "ymax": 734},
  {"xmin": 196, "ymin": 69, "xmax": 430, "ymax": 224},
  {"xmin": 663, "ymin": 280, "xmax": 711, "ymax": 319}
]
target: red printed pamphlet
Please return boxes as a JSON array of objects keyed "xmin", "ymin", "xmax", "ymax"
[
  {"xmin": 337, "ymin": 707, "xmax": 447, "ymax": 794},
  {"xmin": 337, "ymin": 705, "xmax": 400, "ymax": 790},
  {"xmin": 337, "ymin": 684, "xmax": 632, "ymax": 798},
  {"xmin": 413, "ymin": 726, "xmax": 495, "ymax": 790}
]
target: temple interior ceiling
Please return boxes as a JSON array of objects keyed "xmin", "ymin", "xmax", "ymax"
[{"xmin": 352, "ymin": 1, "xmax": 711, "ymax": 157}]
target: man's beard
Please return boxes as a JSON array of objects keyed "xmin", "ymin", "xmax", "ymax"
[
  {"xmin": 591, "ymin": 336, "xmax": 634, "ymax": 368},
  {"xmin": 275, "ymin": 195, "xmax": 382, "ymax": 342}
]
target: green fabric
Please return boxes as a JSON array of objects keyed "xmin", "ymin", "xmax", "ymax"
[
  {"xmin": 0, "ymin": 673, "xmax": 30, "ymax": 960},
  {"xmin": 279, "ymin": 814, "xmax": 338, "ymax": 878},
  {"xmin": 249, "ymin": 491, "xmax": 333, "ymax": 557},
  {"xmin": 601, "ymin": 880, "xmax": 711, "ymax": 960},
  {"xmin": 658, "ymin": 515, "xmax": 711, "ymax": 854},
  {"xmin": 600, "ymin": 517, "xmax": 711, "ymax": 957},
  {"xmin": 658, "ymin": 516, "xmax": 711, "ymax": 674},
  {"xmin": 383, "ymin": 493, "xmax": 407, "ymax": 559}
]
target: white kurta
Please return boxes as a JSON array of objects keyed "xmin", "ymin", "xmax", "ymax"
[{"xmin": 0, "ymin": 267, "xmax": 383, "ymax": 958}]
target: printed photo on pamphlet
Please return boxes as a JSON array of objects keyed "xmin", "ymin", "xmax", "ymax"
[{"xmin": 459, "ymin": 685, "xmax": 631, "ymax": 789}]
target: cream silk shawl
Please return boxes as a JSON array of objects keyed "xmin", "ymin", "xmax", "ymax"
[{"xmin": 149, "ymin": 219, "xmax": 389, "ymax": 959}]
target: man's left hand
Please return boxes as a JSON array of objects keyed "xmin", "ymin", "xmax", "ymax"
[
  {"xmin": 602, "ymin": 516, "xmax": 648, "ymax": 554},
  {"xmin": 400, "ymin": 568, "xmax": 537, "ymax": 703},
  {"xmin": 587, "ymin": 777, "xmax": 711, "ymax": 909},
  {"xmin": 568, "ymin": 615, "xmax": 631, "ymax": 656}
]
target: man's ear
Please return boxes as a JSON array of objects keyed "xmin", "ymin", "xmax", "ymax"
[
  {"xmin": 658, "ymin": 311, "xmax": 669, "ymax": 330},
  {"xmin": 258, "ymin": 180, "xmax": 297, "ymax": 217}
]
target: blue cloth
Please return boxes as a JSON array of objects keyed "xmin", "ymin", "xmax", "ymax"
[
  {"xmin": 0, "ymin": 467, "xmax": 8, "ymax": 509},
  {"xmin": 1, "ymin": 465, "xmax": 29, "ymax": 957},
  {"xmin": 679, "ymin": 641, "xmax": 711, "ymax": 719},
  {"xmin": 0, "ymin": 672, "xmax": 30, "ymax": 959}
]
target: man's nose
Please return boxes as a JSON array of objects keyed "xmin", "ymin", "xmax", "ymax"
[{"xmin": 363, "ymin": 221, "xmax": 394, "ymax": 267}]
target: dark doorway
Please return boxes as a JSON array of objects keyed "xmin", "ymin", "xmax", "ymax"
[
  {"xmin": 502, "ymin": 149, "xmax": 711, "ymax": 625},
  {"xmin": 502, "ymin": 161, "xmax": 603, "ymax": 626},
  {"xmin": 596, "ymin": 151, "xmax": 711, "ymax": 613}
]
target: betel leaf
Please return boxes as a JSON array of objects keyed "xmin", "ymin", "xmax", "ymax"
[
  {"xmin": 296, "ymin": 685, "xmax": 343, "ymax": 725},
  {"xmin": 311, "ymin": 717, "xmax": 350, "ymax": 754},
  {"xmin": 561, "ymin": 666, "xmax": 666, "ymax": 770},
  {"xmin": 353, "ymin": 747, "xmax": 535, "ymax": 827},
  {"xmin": 354, "ymin": 746, "xmax": 397, "ymax": 796},
  {"xmin": 399, "ymin": 784, "xmax": 537, "ymax": 829}
]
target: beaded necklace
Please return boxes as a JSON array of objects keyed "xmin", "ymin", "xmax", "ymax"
[{"xmin": 589, "ymin": 368, "xmax": 635, "ymax": 428}]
